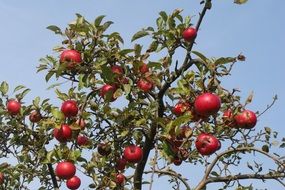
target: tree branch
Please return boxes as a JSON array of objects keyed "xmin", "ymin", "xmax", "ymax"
[
  {"xmin": 144, "ymin": 169, "xmax": 191, "ymax": 190},
  {"xmin": 195, "ymin": 147, "xmax": 285, "ymax": 190},
  {"xmin": 206, "ymin": 173, "xmax": 285, "ymax": 187},
  {"xmin": 47, "ymin": 163, "xmax": 59, "ymax": 190},
  {"xmin": 133, "ymin": 1, "xmax": 212, "ymax": 189}
]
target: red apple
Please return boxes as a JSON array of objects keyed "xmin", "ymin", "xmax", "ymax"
[
  {"xmin": 111, "ymin": 65, "xmax": 124, "ymax": 75},
  {"xmin": 76, "ymin": 119, "xmax": 86, "ymax": 130},
  {"xmin": 137, "ymin": 78, "xmax": 153, "ymax": 92},
  {"xmin": 123, "ymin": 145, "xmax": 143, "ymax": 163},
  {"xmin": 116, "ymin": 158, "xmax": 127, "ymax": 171},
  {"xmin": 172, "ymin": 102, "xmax": 190, "ymax": 116},
  {"xmin": 77, "ymin": 135, "xmax": 88, "ymax": 146},
  {"xmin": 97, "ymin": 143, "xmax": 111, "ymax": 156},
  {"xmin": 54, "ymin": 124, "xmax": 72, "ymax": 143},
  {"xmin": 223, "ymin": 109, "xmax": 236, "ymax": 127},
  {"xmin": 100, "ymin": 84, "xmax": 117, "ymax": 101},
  {"xmin": 55, "ymin": 161, "xmax": 76, "ymax": 180},
  {"xmin": 115, "ymin": 173, "xmax": 125, "ymax": 185},
  {"xmin": 0, "ymin": 172, "xmax": 4, "ymax": 185},
  {"xmin": 29, "ymin": 110, "xmax": 42, "ymax": 123},
  {"xmin": 66, "ymin": 176, "xmax": 81, "ymax": 190},
  {"xmin": 234, "ymin": 110, "xmax": 257, "ymax": 129},
  {"xmin": 194, "ymin": 93, "xmax": 221, "ymax": 116},
  {"xmin": 195, "ymin": 133, "xmax": 220, "ymax": 155},
  {"xmin": 60, "ymin": 49, "xmax": 82, "ymax": 69},
  {"xmin": 139, "ymin": 63, "xmax": 149, "ymax": 74},
  {"xmin": 182, "ymin": 27, "xmax": 197, "ymax": 42},
  {"xmin": 61, "ymin": 100, "xmax": 78, "ymax": 118},
  {"xmin": 7, "ymin": 99, "xmax": 21, "ymax": 115}
]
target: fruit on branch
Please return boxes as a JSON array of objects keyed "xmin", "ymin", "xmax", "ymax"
[
  {"xmin": 223, "ymin": 109, "xmax": 236, "ymax": 127},
  {"xmin": 137, "ymin": 78, "xmax": 153, "ymax": 92},
  {"xmin": 97, "ymin": 143, "xmax": 112, "ymax": 156},
  {"xmin": 172, "ymin": 102, "xmax": 190, "ymax": 116},
  {"xmin": 100, "ymin": 84, "xmax": 117, "ymax": 101},
  {"xmin": 195, "ymin": 133, "xmax": 221, "ymax": 155},
  {"xmin": 115, "ymin": 173, "xmax": 125, "ymax": 185},
  {"xmin": 123, "ymin": 145, "xmax": 143, "ymax": 163},
  {"xmin": 29, "ymin": 110, "xmax": 42, "ymax": 123},
  {"xmin": 55, "ymin": 161, "xmax": 76, "ymax": 180},
  {"xmin": 182, "ymin": 27, "xmax": 197, "ymax": 42},
  {"xmin": 53, "ymin": 124, "xmax": 72, "ymax": 143},
  {"xmin": 76, "ymin": 135, "xmax": 89, "ymax": 146},
  {"xmin": 194, "ymin": 92, "xmax": 221, "ymax": 116},
  {"xmin": 60, "ymin": 49, "xmax": 82, "ymax": 69},
  {"xmin": 139, "ymin": 63, "xmax": 149, "ymax": 74},
  {"xmin": 111, "ymin": 65, "xmax": 124, "ymax": 75},
  {"xmin": 75, "ymin": 119, "xmax": 86, "ymax": 130},
  {"xmin": 0, "ymin": 172, "xmax": 4, "ymax": 185},
  {"xmin": 234, "ymin": 110, "xmax": 257, "ymax": 129},
  {"xmin": 7, "ymin": 99, "xmax": 21, "ymax": 115},
  {"xmin": 61, "ymin": 100, "xmax": 78, "ymax": 118},
  {"xmin": 66, "ymin": 175, "xmax": 81, "ymax": 190},
  {"xmin": 116, "ymin": 158, "xmax": 127, "ymax": 171}
]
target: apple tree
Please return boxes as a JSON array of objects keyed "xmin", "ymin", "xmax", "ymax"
[{"xmin": 0, "ymin": 0, "xmax": 284, "ymax": 189}]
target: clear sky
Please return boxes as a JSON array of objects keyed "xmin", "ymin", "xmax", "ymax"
[{"xmin": 0, "ymin": 0, "xmax": 284, "ymax": 189}]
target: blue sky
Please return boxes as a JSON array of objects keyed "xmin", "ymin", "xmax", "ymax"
[{"xmin": 0, "ymin": 0, "xmax": 284, "ymax": 189}]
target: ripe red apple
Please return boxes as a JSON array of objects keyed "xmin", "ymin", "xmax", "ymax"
[
  {"xmin": 55, "ymin": 161, "xmax": 76, "ymax": 180},
  {"xmin": 172, "ymin": 102, "xmax": 190, "ymax": 116},
  {"xmin": 7, "ymin": 99, "xmax": 21, "ymax": 115},
  {"xmin": 54, "ymin": 124, "xmax": 72, "ymax": 143},
  {"xmin": 100, "ymin": 84, "xmax": 117, "ymax": 101},
  {"xmin": 139, "ymin": 63, "xmax": 149, "ymax": 74},
  {"xmin": 0, "ymin": 172, "xmax": 4, "ymax": 185},
  {"xmin": 60, "ymin": 49, "xmax": 82, "ymax": 69},
  {"xmin": 29, "ymin": 110, "xmax": 42, "ymax": 123},
  {"xmin": 123, "ymin": 145, "xmax": 143, "ymax": 163},
  {"xmin": 223, "ymin": 109, "xmax": 236, "ymax": 127},
  {"xmin": 66, "ymin": 175, "xmax": 81, "ymax": 190},
  {"xmin": 182, "ymin": 27, "xmax": 197, "ymax": 42},
  {"xmin": 195, "ymin": 133, "xmax": 220, "ymax": 155},
  {"xmin": 77, "ymin": 135, "xmax": 88, "ymax": 146},
  {"xmin": 234, "ymin": 110, "xmax": 257, "ymax": 129},
  {"xmin": 194, "ymin": 93, "xmax": 221, "ymax": 116},
  {"xmin": 61, "ymin": 100, "xmax": 78, "ymax": 118},
  {"xmin": 75, "ymin": 119, "xmax": 86, "ymax": 130},
  {"xmin": 115, "ymin": 173, "xmax": 125, "ymax": 185},
  {"xmin": 97, "ymin": 143, "xmax": 111, "ymax": 156},
  {"xmin": 137, "ymin": 78, "xmax": 153, "ymax": 92},
  {"xmin": 111, "ymin": 65, "xmax": 124, "ymax": 75},
  {"xmin": 116, "ymin": 158, "xmax": 127, "ymax": 171}
]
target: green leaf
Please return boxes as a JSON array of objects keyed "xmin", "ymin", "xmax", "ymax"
[
  {"xmin": 210, "ymin": 171, "xmax": 219, "ymax": 177},
  {"xmin": 33, "ymin": 97, "xmax": 40, "ymax": 108},
  {"xmin": 0, "ymin": 81, "xmax": 9, "ymax": 95},
  {"xmin": 192, "ymin": 51, "xmax": 208, "ymax": 63},
  {"xmin": 13, "ymin": 85, "xmax": 26, "ymax": 93},
  {"xmin": 45, "ymin": 71, "xmax": 55, "ymax": 82},
  {"xmin": 46, "ymin": 25, "xmax": 62, "ymax": 34},
  {"xmin": 94, "ymin": 15, "xmax": 105, "ymax": 27},
  {"xmin": 119, "ymin": 49, "xmax": 134, "ymax": 56},
  {"xmin": 51, "ymin": 108, "xmax": 65, "ymax": 120},
  {"xmin": 47, "ymin": 82, "xmax": 65, "ymax": 90},
  {"xmin": 159, "ymin": 11, "xmax": 168, "ymax": 22},
  {"xmin": 264, "ymin": 127, "xmax": 271, "ymax": 135},
  {"xmin": 131, "ymin": 30, "xmax": 149, "ymax": 42},
  {"xmin": 262, "ymin": 145, "xmax": 269, "ymax": 153},
  {"xmin": 102, "ymin": 21, "xmax": 113, "ymax": 32},
  {"xmin": 234, "ymin": 0, "xmax": 248, "ymax": 5},
  {"xmin": 215, "ymin": 57, "xmax": 235, "ymax": 65}
]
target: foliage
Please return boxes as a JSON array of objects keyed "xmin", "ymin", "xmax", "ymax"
[{"xmin": 0, "ymin": 0, "xmax": 284, "ymax": 190}]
